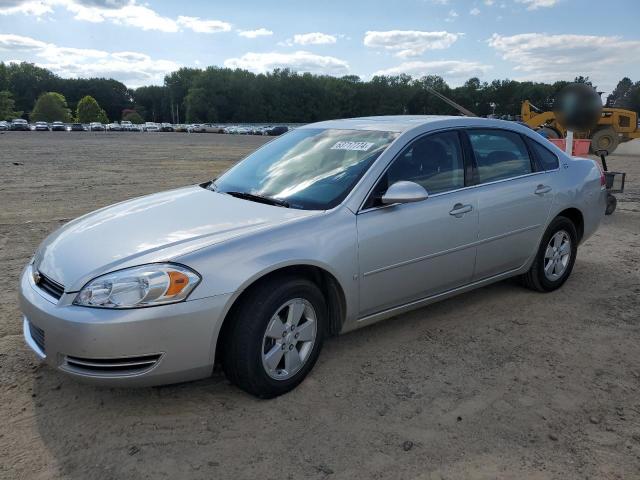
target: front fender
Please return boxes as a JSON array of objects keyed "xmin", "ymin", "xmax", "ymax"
[{"xmin": 175, "ymin": 206, "xmax": 359, "ymax": 322}]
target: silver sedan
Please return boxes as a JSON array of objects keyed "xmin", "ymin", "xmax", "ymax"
[{"xmin": 20, "ymin": 116, "xmax": 607, "ymax": 397}]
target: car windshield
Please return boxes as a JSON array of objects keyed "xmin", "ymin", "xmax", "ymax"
[{"xmin": 212, "ymin": 128, "xmax": 398, "ymax": 210}]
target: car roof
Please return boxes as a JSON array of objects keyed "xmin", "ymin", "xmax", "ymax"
[{"xmin": 300, "ymin": 115, "xmax": 529, "ymax": 134}]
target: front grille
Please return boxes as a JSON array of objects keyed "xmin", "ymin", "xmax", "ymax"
[
  {"xmin": 35, "ymin": 272, "xmax": 64, "ymax": 300},
  {"xmin": 28, "ymin": 321, "xmax": 45, "ymax": 352},
  {"xmin": 63, "ymin": 353, "xmax": 162, "ymax": 376}
]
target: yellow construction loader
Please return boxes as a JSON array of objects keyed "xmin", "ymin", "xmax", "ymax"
[{"xmin": 521, "ymin": 100, "xmax": 640, "ymax": 153}]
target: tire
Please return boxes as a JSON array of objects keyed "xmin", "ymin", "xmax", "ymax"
[
  {"xmin": 605, "ymin": 194, "xmax": 617, "ymax": 215},
  {"xmin": 590, "ymin": 128, "xmax": 620, "ymax": 154},
  {"xmin": 222, "ymin": 276, "xmax": 326, "ymax": 398},
  {"xmin": 521, "ymin": 216, "xmax": 578, "ymax": 292}
]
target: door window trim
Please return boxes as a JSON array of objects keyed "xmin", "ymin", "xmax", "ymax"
[
  {"xmin": 358, "ymin": 127, "xmax": 472, "ymax": 213},
  {"xmin": 462, "ymin": 128, "xmax": 541, "ymax": 187},
  {"xmin": 358, "ymin": 127, "xmax": 556, "ymax": 214}
]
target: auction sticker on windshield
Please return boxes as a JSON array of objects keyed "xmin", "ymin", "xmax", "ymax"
[{"xmin": 330, "ymin": 141, "xmax": 375, "ymax": 151}]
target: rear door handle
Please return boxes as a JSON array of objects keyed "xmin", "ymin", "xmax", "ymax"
[
  {"xmin": 535, "ymin": 184, "xmax": 552, "ymax": 195},
  {"xmin": 449, "ymin": 203, "xmax": 473, "ymax": 217}
]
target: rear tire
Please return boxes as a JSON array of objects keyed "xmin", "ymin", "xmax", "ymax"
[
  {"xmin": 222, "ymin": 276, "xmax": 326, "ymax": 398},
  {"xmin": 605, "ymin": 194, "xmax": 617, "ymax": 215},
  {"xmin": 590, "ymin": 128, "xmax": 620, "ymax": 154},
  {"xmin": 521, "ymin": 216, "xmax": 578, "ymax": 292}
]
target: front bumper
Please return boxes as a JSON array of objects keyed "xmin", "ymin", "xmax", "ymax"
[{"xmin": 19, "ymin": 266, "xmax": 232, "ymax": 387}]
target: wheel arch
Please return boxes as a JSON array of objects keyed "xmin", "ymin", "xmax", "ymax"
[
  {"xmin": 214, "ymin": 262, "xmax": 348, "ymax": 362},
  {"xmin": 555, "ymin": 207, "xmax": 584, "ymax": 242}
]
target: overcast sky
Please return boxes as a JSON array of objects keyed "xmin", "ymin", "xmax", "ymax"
[{"xmin": 1, "ymin": 0, "xmax": 639, "ymax": 94}]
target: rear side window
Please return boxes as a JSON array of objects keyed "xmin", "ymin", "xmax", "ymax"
[
  {"xmin": 468, "ymin": 129, "xmax": 533, "ymax": 184},
  {"xmin": 527, "ymin": 138, "xmax": 560, "ymax": 171}
]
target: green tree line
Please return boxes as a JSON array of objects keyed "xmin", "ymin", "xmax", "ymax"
[{"xmin": 1, "ymin": 61, "xmax": 639, "ymax": 123}]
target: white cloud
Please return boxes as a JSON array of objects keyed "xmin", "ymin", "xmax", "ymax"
[
  {"xmin": 238, "ymin": 28, "xmax": 273, "ymax": 38},
  {"xmin": 470, "ymin": 7, "xmax": 481, "ymax": 15},
  {"xmin": 292, "ymin": 32, "xmax": 337, "ymax": 45},
  {"xmin": 0, "ymin": 0, "xmax": 231, "ymax": 33},
  {"xmin": 176, "ymin": 15, "xmax": 231, "ymax": 34},
  {"xmin": 364, "ymin": 30, "xmax": 459, "ymax": 58},
  {"xmin": 67, "ymin": 2, "xmax": 179, "ymax": 31},
  {"xmin": 488, "ymin": 33, "xmax": 640, "ymax": 92},
  {"xmin": 0, "ymin": 0, "xmax": 53, "ymax": 15},
  {"xmin": 224, "ymin": 51, "xmax": 349, "ymax": 75},
  {"xmin": 374, "ymin": 60, "xmax": 492, "ymax": 83},
  {"xmin": 0, "ymin": 33, "xmax": 180, "ymax": 87},
  {"xmin": 0, "ymin": 33, "xmax": 49, "ymax": 52},
  {"xmin": 445, "ymin": 9, "xmax": 459, "ymax": 21},
  {"xmin": 484, "ymin": 0, "xmax": 494, "ymax": 5},
  {"xmin": 515, "ymin": 0, "xmax": 559, "ymax": 9}
]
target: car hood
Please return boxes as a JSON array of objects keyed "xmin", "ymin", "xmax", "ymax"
[{"xmin": 34, "ymin": 185, "xmax": 318, "ymax": 291}]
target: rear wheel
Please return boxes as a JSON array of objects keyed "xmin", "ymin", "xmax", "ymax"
[
  {"xmin": 222, "ymin": 276, "xmax": 326, "ymax": 398},
  {"xmin": 590, "ymin": 128, "xmax": 620, "ymax": 154},
  {"xmin": 522, "ymin": 216, "xmax": 578, "ymax": 292}
]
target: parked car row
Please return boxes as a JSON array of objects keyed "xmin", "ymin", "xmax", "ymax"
[
  {"xmin": 1, "ymin": 119, "xmax": 292, "ymax": 136},
  {"xmin": 182, "ymin": 124, "xmax": 290, "ymax": 136}
]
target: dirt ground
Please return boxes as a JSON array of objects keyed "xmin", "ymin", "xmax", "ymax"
[{"xmin": 1, "ymin": 131, "xmax": 639, "ymax": 480}]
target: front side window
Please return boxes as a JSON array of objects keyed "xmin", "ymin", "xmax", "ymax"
[
  {"xmin": 366, "ymin": 131, "xmax": 465, "ymax": 207},
  {"xmin": 468, "ymin": 129, "xmax": 533, "ymax": 184},
  {"xmin": 213, "ymin": 128, "xmax": 398, "ymax": 210}
]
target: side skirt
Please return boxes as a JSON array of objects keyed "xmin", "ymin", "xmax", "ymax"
[{"xmin": 343, "ymin": 266, "xmax": 526, "ymax": 333}]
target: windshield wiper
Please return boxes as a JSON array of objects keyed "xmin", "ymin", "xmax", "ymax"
[{"xmin": 225, "ymin": 191, "xmax": 290, "ymax": 208}]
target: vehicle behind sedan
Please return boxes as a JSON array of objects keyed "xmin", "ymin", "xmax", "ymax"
[
  {"xmin": 67, "ymin": 123, "xmax": 85, "ymax": 132},
  {"xmin": 11, "ymin": 119, "xmax": 29, "ymax": 131},
  {"xmin": 20, "ymin": 116, "xmax": 607, "ymax": 398},
  {"xmin": 34, "ymin": 121, "xmax": 49, "ymax": 131},
  {"xmin": 50, "ymin": 121, "xmax": 66, "ymax": 131},
  {"xmin": 266, "ymin": 125, "xmax": 289, "ymax": 136}
]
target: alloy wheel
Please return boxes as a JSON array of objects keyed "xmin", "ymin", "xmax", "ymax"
[
  {"xmin": 544, "ymin": 230, "xmax": 571, "ymax": 281},
  {"xmin": 261, "ymin": 298, "xmax": 317, "ymax": 380}
]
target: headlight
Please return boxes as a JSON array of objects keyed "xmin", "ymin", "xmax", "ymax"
[{"xmin": 74, "ymin": 263, "xmax": 200, "ymax": 309}]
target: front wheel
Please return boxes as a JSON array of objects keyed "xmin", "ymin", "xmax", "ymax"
[
  {"xmin": 222, "ymin": 276, "xmax": 326, "ymax": 398},
  {"xmin": 521, "ymin": 216, "xmax": 578, "ymax": 292}
]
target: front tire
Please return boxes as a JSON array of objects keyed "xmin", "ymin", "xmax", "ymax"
[
  {"xmin": 222, "ymin": 276, "xmax": 326, "ymax": 398},
  {"xmin": 522, "ymin": 216, "xmax": 578, "ymax": 292}
]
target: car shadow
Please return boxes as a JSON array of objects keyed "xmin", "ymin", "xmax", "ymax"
[{"xmin": 31, "ymin": 278, "xmax": 526, "ymax": 479}]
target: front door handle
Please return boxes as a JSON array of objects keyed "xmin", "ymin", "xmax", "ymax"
[
  {"xmin": 449, "ymin": 203, "xmax": 473, "ymax": 217},
  {"xmin": 535, "ymin": 184, "xmax": 552, "ymax": 195}
]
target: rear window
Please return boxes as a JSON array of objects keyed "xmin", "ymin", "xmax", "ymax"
[{"xmin": 468, "ymin": 129, "xmax": 533, "ymax": 184}]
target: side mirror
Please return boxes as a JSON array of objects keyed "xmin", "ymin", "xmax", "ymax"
[{"xmin": 381, "ymin": 181, "xmax": 429, "ymax": 205}]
